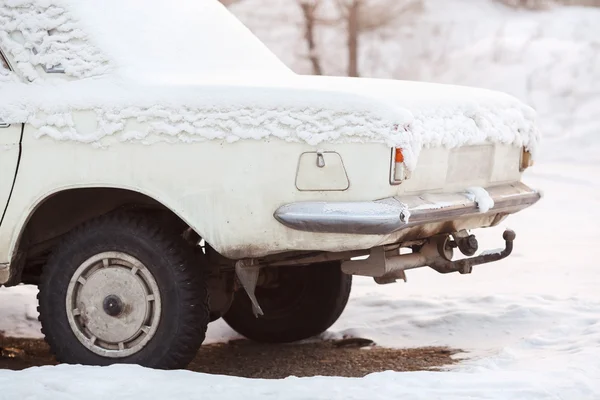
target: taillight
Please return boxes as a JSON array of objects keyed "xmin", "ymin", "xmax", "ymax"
[
  {"xmin": 390, "ymin": 148, "xmax": 407, "ymax": 184},
  {"xmin": 395, "ymin": 148, "xmax": 404, "ymax": 163},
  {"xmin": 520, "ymin": 148, "xmax": 534, "ymax": 171}
]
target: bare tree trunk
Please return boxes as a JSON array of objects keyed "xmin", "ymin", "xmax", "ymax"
[
  {"xmin": 347, "ymin": 0, "xmax": 360, "ymax": 77},
  {"xmin": 334, "ymin": 0, "xmax": 423, "ymax": 77},
  {"xmin": 219, "ymin": 0, "xmax": 241, "ymax": 6},
  {"xmin": 299, "ymin": 1, "xmax": 323, "ymax": 75}
]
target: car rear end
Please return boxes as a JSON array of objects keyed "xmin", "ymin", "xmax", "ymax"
[{"xmin": 273, "ymin": 139, "xmax": 539, "ymax": 281}]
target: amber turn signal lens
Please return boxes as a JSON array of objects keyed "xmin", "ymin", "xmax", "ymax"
[
  {"xmin": 395, "ymin": 148, "xmax": 404, "ymax": 163},
  {"xmin": 520, "ymin": 148, "xmax": 533, "ymax": 171},
  {"xmin": 390, "ymin": 147, "xmax": 408, "ymax": 184}
]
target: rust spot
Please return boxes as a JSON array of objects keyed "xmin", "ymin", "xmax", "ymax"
[{"xmin": 439, "ymin": 221, "xmax": 457, "ymax": 234}]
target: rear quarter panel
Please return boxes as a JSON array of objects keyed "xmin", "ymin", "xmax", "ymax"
[
  {"xmin": 0, "ymin": 123, "xmax": 397, "ymax": 263},
  {"xmin": 0, "ymin": 122, "xmax": 525, "ymax": 263}
]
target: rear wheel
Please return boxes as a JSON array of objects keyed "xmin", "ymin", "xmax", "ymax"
[
  {"xmin": 38, "ymin": 213, "xmax": 209, "ymax": 369},
  {"xmin": 223, "ymin": 262, "xmax": 351, "ymax": 343}
]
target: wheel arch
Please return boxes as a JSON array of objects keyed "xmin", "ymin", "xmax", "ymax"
[{"xmin": 6, "ymin": 185, "xmax": 201, "ymax": 285}]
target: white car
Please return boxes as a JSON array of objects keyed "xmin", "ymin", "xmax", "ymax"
[{"xmin": 0, "ymin": 0, "xmax": 540, "ymax": 369}]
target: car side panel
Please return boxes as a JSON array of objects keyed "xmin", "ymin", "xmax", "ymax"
[
  {"xmin": 0, "ymin": 121, "xmax": 526, "ymax": 265},
  {"xmin": 0, "ymin": 124, "xmax": 396, "ymax": 264}
]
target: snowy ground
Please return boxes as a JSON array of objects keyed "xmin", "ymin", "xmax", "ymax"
[{"xmin": 0, "ymin": 0, "xmax": 599, "ymax": 399}]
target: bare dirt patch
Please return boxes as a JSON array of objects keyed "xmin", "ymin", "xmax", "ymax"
[{"xmin": 0, "ymin": 335, "xmax": 458, "ymax": 378}]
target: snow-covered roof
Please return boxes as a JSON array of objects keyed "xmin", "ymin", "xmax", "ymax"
[
  {"xmin": 0, "ymin": 0, "xmax": 291, "ymax": 81},
  {"xmin": 69, "ymin": 0, "xmax": 292, "ymax": 81}
]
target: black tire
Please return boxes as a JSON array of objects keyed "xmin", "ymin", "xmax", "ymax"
[
  {"xmin": 223, "ymin": 262, "xmax": 351, "ymax": 343},
  {"xmin": 38, "ymin": 213, "xmax": 209, "ymax": 369}
]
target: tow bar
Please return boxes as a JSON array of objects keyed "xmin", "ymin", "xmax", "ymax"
[
  {"xmin": 429, "ymin": 229, "xmax": 515, "ymax": 275},
  {"xmin": 342, "ymin": 229, "xmax": 517, "ymax": 282}
]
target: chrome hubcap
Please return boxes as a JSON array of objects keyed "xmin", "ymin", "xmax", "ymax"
[{"xmin": 66, "ymin": 252, "xmax": 162, "ymax": 358}]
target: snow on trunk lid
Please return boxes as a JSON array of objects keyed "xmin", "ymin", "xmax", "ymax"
[{"xmin": 296, "ymin": 75, "xmax": 540, "ymax": 171}]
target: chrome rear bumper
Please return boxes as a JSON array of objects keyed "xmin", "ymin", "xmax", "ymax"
[{"xmin": 274, "ymin": 182, "xmax": 541, "ymax": 235}]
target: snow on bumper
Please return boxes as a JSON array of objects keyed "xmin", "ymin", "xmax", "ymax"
[{"xmin": 274, "ymin": 182, "xmax": 541, "ymax": 235}]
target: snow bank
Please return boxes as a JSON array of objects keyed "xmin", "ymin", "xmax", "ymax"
[
  {"xmin": 0, "ymin": 285, "xmax": 41, "ymax": 338},
  {"xmin": 0, "ymin": 361, "xmax": 597, "ymax": 400}
]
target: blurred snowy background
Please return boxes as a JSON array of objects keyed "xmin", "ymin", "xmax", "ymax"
[
  {"xmin": 0, "ymin": 1, "xmax": 598, "ymax": 398},
  {"xmin": 225, "ymin": 0, "xmax": 599, "ymax": 164}
]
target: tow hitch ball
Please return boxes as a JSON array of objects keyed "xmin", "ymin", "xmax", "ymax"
[{"xmin": 431, "ymin": 229, "xmax": 516, "ymax": 275}]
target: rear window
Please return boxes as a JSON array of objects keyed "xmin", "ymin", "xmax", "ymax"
[{"xmin": 0, "ymin": 3, "xmax": 111, "ymax": 82}]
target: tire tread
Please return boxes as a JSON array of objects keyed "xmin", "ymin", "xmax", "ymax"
[{"xmin": 37, "ymin": 212, "xmax": 209, "ymax": 369}]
